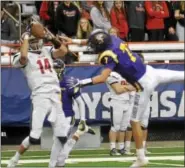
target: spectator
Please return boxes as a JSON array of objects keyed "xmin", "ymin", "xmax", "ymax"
[
  {"xmin": 110, "ymin": 1, "xmax": 128, "ymax": 41},
  {"xmin": 40, "ymin": 1, "xmax": 61, "ymax": 35},
  {"xmin": 35, "ymin": 1, "xmax": 42, "ymax": 15},
  {"xmin": 80, "ymin": 1, "xmax": 94, "ymax": 25},
  {"xmin": 145, "ymin": 1, "xmax": 169, "ymax": 41},
  {"xmin": 174, "ymin": 1, "xmax": 185, "ymax": 41},
  {"xmin": 56, "ymin": 1, "xmax": 81, "ymax": 38},
  {"xmin": 90, "ymin": 1, "xmax": 111, "ymax": 32},
  {"xmin": 76, "ymin": 18, "xmax": 93, "ymax": 39},
  {"xmin": 1, "ymin": 8, "xmax": 18, "ymax": 41},
  {"xmin": 164, "ymin": 1, "xmax": 178, "ymax": 41},
  {"xmin": 108, "ymin": 27, "xmax": 119, "ymax": 37},
  {"xmin": 127, "ymin": 1, "xmax": 145, "ymax": 42},
  {"xmin": 104, "ymin": 1, "xmax": 114, "ymax": 12}
]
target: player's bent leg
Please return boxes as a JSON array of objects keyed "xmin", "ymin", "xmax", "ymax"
[
  {"xmin": 7, "ymin": 98, "xmax": 49, "ymax": 168},
  {"xmin": 50, "ymin": 110, "xmax": 70, "ymax": 168}
]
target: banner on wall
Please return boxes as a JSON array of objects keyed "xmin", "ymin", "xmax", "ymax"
[{"xmin": 1, "ymin": 64, "xmax": 184, "ymax": 126}]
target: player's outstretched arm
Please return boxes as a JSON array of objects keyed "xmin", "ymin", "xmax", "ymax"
[
  {"xmin": 67, "ymin": 68, "xmax": 112, "ymax": 89},
  {"xmin": 59, "ymin": 36, "xmax": 88, "ymax": 45}
]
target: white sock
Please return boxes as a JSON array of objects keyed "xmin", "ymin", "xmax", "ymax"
[
  {"xmin": 110, "ymin": 142, "xmax": 116, "ymax": 150},
  {"xmin": 136, "ymin": 148, "xmax": 145, "ymax": 160},
  {"xmin": 118, "ymin": 142, "xmax": 124, "ymax": 150},
  {"xmin": 125, "ymin": 141, "xmax": 131, "ymax": 151},
  {"xmin": 49, "ymin": 137, "xmax": 63, "ymax": 168},
  {"xmin": 61, "ymin": 138, "xmax": 76, "ymax": 160},
  {"xmin": 14, "ymin": 152, "xmax": 20, "ymax": 161},
  {"xmin": 22, "ymin": 136, "xmax": 30, "ymax": 149},
  {"xmin": 143, "ymin": 141, "xmax": 146, "ymax": 148}
]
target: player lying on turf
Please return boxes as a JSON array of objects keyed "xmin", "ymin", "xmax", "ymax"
[
  {"xmin": 106, "ymin": 71, "xmax": 136, "ymax": 156},
  {"xmin": 49, "ymin": 59, "xmax": 95, "ymax": 167},
  {"xmin": 7, "ymin": 22, "xmax": 71, "ymax": 168},
  {"xmin": 61, "ymin": 29, "xmax": 184, "ymax": 168}
]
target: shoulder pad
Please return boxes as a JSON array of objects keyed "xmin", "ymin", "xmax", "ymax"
[{"xmin": 98, "ymin": 50, "xmax": 118, "ymax": 64}]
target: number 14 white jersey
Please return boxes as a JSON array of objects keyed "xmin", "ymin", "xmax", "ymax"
[{"xmin": 12, "ymin": 47, "xmax": 60, "ymax": 96}]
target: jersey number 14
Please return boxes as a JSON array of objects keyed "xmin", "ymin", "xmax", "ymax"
[{"xmin": 37, "ymin": 58, "xmax": 52, "ymax": 74}]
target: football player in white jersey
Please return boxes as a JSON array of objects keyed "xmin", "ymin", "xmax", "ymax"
[
  {"xmin": 7, "ymin": 29, "xmax": 70, "ymax": 168},
  {"xmin": 106, "ymin": 72, "xmax": 136, "ymax": 156}
]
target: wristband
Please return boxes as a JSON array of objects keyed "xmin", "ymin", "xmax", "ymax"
[
  {"xmin": 72, "ymin": 39, "xmax": 82, "ymax": 44},
  {"xmin": 80, "ymin": 78, "xmax": 93, "ymax": 86}
]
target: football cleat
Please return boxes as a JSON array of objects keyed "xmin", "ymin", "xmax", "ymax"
[
  {"xmin": 118, "ymin": 148, "xmax": 126, "ymax": 155},
  {"xmin": 87, "ymin": 127, "xmax": 96, "ymax": 135},
  {"xmin": 110, "ymin": 148, "xmax": 121, "ymax": 156},
  {"xmin": 7, "ymin": 157, "xmax": 18, "ymax": 168},
  {"xmin": 130, "ymin": 158, "xmax": 149, "ymax": 168},
  {"xmin": 124, "ymin": 150, "xmax": 135, "ymax": 156}
]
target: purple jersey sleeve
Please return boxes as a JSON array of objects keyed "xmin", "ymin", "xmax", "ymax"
[{"xmin": 100, "ymin": 56, "xmax": 116, "ymax": 70}]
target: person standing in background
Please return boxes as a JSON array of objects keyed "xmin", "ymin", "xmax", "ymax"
[
  {"xmin": 110, "ymin": 1, "xmax": 129, "ymax": 41},
  {"xmin": 40, "ymin": 1, "xmax": 61, "ymax": 35},
  {"xmin": 145, "ymin": 1, "xmax": 169, "ymax": 41},
  {"xmin": 164, "ymin": 1, "xmax": 178, "ymax": 41},
  {"xmin": 56, "ymin": 1, "xmax": 81, "ymax": 38},
  {"xmin": 1, "ymin": 8, "xmax": 18, "ymax": 41},
  {"xmin": 174, "ymin": 1, "xmax": 185, "ymax": 41},
  {"xmin": 127, "ymin": 1, "xmax": 145, "ymax": 42},
  {"xmin": 90, "ymin": 1, "xmax": 111, "ymax": 32}
]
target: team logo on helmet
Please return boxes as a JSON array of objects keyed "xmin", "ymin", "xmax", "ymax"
[{"xmin": 96, "ymin": 34, "xmax": 104, "ymax": 44}]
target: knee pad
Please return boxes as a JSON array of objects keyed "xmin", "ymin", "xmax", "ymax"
[
  {"xmin": 29, "ymin": 136, "xmax": 40, "ymax": 144},
  {"xmin": 58, "ymin": 136, "xmax": 68, "ymax": 145}
]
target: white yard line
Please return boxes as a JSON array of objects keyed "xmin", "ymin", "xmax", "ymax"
[
  {"xmin": 1, "ymin": 152, "xmax": 184, "ymax": 159},
  {"xmin": 1, "ymin": 146, "xmax": 184, "ymax": 152},
  {"xmin": 149, "ymin": 162, "xmax": 184, "ymax": 167},
  {"xmin": 1, "ymin": 156, "xmax": 184, "ymax": 164}
]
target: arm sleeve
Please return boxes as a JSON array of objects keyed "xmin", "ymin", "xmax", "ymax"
[
  {"xmin": 145, "ymin": 1, "xmax": 164, "ymax": 18},
  {"xmin": 110, "ymin": 9, "xmax": 122, "ymax": 31},
  {"xmin": 12, "ymin": 52, "xmax": 27, "ymax": 68},
  {"xmin": 100, "ymin": 55, "xmax": 117, "ymax": 70},
  {"xmin": 90, "ymin": 7, "xmax": 111, "ymax": 30},
  {"xmin": 161, "ymin": 2, "xmax": 169, "ymax": 18}
]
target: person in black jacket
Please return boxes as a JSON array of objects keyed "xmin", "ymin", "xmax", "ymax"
[
  {"xmin": 56, "ymin": 1, "xmax": 81, "ymax": 38},
  {"xmin": 164, "ymin": 1, "xmax": 179, "ymax": 41}
]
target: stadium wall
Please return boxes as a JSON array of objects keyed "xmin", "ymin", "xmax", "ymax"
[{"xmin": 1, "ymin": 63, "xmax": 184, "ymax": 144}]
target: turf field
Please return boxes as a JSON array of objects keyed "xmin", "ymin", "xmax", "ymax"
[{"xmin": 1, "ymin": 146, "xmax": 184, "ymax": 167}]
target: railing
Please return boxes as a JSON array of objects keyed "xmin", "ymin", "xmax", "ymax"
[{"xmin": 1, "ymin": 42, "xmax": 184, "ymax": 66}]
